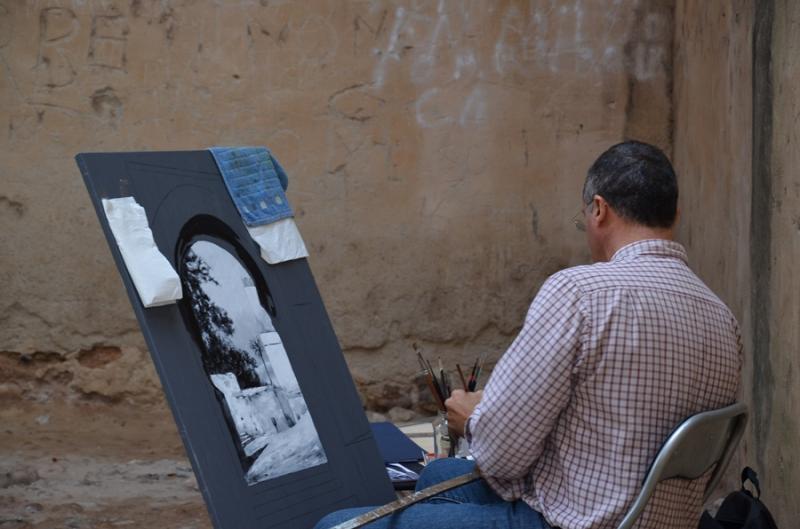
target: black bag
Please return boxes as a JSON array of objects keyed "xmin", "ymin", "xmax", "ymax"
[{"xmin": 699, "ymin": 467, "xmax": 778, "ymax": 529}]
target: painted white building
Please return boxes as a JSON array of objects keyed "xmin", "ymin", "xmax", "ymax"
[{"xmin": 210, "ymin": 372, "xmax": 297, "ymax": 457}]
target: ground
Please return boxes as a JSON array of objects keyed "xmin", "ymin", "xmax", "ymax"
[
  {"xmin": 0, "ymin": 400, "xmax": 212, "ymax": 529},
  {"xmin": 0, "ymin": 390, "xmax": 432, "ymax": 529}
]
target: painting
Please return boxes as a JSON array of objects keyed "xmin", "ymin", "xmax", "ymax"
[
  {"xmin": 181, "ymin": 239, "xmax": 327, "ymax": 485},
  {"xmin": 78, "ymin": 150, "xmax": 396, "ymax": 527}
]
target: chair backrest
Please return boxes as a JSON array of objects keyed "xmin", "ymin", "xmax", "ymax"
[{"xmin": 616, "ymin": 402, "xmax": 748, "ymax": 529}]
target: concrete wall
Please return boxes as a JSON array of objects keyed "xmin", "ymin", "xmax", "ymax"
[
  {"xmin": 672, "ymin": 0, "xmax": 754, "ymax": 504},
  {"xmin": 752, "ymin": 0, "xmax": 800, "ymax": 522},
  {"xmin": 674, "ymin": 1, "xmax": 799, "ymax": 524},
  {"xmin": 0, "ymin": 0, "xmax": 674, "ymax": 411}
]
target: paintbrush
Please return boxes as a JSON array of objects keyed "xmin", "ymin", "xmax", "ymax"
[
  {"xmin": 438, "ymin": 357, "xmax": 446, "ymax": 398},
  {"xmin": 417, "ymin": 352, "xmax": 429, "ymax": 374},
  {"xmin": 474, "ymin": 353, "xmax": 486, "ymax": 389},
  {"xmin": 418, "ymin": 351, "xmax": 447, "ymax": 410},
  {"xmin": 425, "ymin": 372, "xmax": 445, "ymax": 410},
  {"xmin": 468, "ymin": 356, "xmax": 479, "ymax": 391},
  {"xmin": 456, "ymin": 363, "xmax": 467, "ymax": 391}
]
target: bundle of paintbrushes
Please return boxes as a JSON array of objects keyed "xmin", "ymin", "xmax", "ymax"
[
  {"xmin": 417, "ymin": 351, "xmax": 489, "ymax": 411},
  {"xmin": 416, "ymin": 352, "xmax": 452, "ymax": 411},
  {"xmin": 460, "ymin": 353, "xmax": 487, "ymax": 392}
]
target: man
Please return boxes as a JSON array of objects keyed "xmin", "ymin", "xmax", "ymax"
[{"xmin": 315, "ymin": 141, "xmax": 742, "ymax": 529}]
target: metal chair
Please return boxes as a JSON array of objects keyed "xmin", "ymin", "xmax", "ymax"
[{"xmin": 617, "ymin": 402, "xmax": 748, "ymax": 529}]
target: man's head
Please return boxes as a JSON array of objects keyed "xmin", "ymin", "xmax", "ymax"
[{"xmin": 580, "ymin": 141, "xmax": 678, "ymax": 261}]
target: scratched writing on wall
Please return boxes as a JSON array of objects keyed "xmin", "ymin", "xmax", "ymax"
[{"xmin": 363, "ymin": 0, "xmax": 670, "ymax": 129}]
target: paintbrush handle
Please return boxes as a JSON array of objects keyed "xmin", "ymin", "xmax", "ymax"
[
  {"xmin": 425, "ymin": 374, "xmax": 445, "ymax": 410},
  {"xmin": 456, "ymin": 364, "xmax": 468, "ymax": 391}
]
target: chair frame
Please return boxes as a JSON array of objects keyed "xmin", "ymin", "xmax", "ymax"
[{"xmin": 616, "ymin": 402, "xmax": 748, "ymax": 529}]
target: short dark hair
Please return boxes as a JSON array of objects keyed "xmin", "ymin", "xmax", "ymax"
[{"xmin": 583, "ymin": 140, "xmax": 678, "ymax": 228}]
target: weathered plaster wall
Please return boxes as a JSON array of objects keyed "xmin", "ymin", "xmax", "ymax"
[
  {"xmin": 673, "ymin": 0, "xmax": 752, "ymax": 330},
  {"xmin": 0, "ymin": 0, "xmax": 674, "ymax": 411},
  {"xmin": 672, "ymin": 0, "xmax": 754, "ymax": 502},
  {"xmin": 675, "ymin": 1, "xmax": 800, "ymax": 524},
  {"xmin": 753, "ymin": 0, "xmax": 800, "ymax": 522}
]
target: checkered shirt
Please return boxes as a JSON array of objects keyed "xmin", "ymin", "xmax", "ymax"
[{"xmin": 467, "ymin": 239, "xmax": 742, "ymax": 529}]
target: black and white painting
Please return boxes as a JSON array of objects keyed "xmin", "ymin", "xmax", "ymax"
[{"xmin": 181, "ymin": 240, "xmax": 327, "ymax": 485}]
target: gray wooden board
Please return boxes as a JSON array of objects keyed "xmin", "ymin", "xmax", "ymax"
[{"xmin": 75, "ymin": 150, "xmax": 395, "ymax": 529}]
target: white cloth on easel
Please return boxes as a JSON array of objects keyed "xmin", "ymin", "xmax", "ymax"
[
  {"xmin": 102, "ymin": 196, "xmax": 183, "ymax": 307},
  {"xmin": 247, "ymin": 217, "xmax": 309, "ymax": 265}
]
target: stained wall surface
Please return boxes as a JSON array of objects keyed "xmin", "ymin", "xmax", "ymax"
[
  {"xmin": 753, "ymin": 0, "xmax": 800, "ymax": 522},
  {"xmin": 0, "ymin": 0, "xmax": 674, "ymax": 411},
  {"xmin": 673, "ymin": 0, "xmax": 752, "ymax": 340},
  {"xmin": 672, "ymin": 0, "xmax": 754, "ymax": 503},
  {"xmin": 674, "ymin": 1, "xmax": 799, "ymax": 525}
]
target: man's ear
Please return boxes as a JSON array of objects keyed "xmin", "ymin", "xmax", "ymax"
[{"xmin": 592, "ymin": 195, "xmax": 608, "ymax": 224}]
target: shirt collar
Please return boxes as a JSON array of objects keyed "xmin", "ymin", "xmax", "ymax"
[{"xmin": 610, "ymin": 239, "xmax": 688, "ymax": 264}]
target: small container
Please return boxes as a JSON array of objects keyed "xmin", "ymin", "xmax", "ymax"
[
  {"xmin": 455, "ymin": 435, "xmax": 471, "ymax": 458},
  {"xmin": 432, "ymin": 410, "xmax": 452, "ymax": 458}
]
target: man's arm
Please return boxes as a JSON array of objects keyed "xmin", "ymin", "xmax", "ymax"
[{"xmin": 465, "ymin": 272, "xmax": 585, "ymax": 482}]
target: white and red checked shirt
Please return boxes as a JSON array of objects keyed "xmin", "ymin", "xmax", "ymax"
[{"xmin": 467, "ymin": 239, "xmax": 742, "ymax": 529}]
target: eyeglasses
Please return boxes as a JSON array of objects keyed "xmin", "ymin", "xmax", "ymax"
[{"xmin": 572, "ymin": 203, "xmax": 592, "ymax": 232}]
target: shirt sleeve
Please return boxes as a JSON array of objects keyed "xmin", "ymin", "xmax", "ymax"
[{"xmin": 468, "ymin": 271, "xmax": 585, "ymax": 489}]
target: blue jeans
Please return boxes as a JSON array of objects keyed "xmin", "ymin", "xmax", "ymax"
[{"xmin": 313, "ymin": 458, "xmax": 551, "ymax": 529}]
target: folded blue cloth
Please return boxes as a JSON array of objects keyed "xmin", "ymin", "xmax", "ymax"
[{"xmin": 208, "ymin": 146, "xmax": 292, "ymax": 227}]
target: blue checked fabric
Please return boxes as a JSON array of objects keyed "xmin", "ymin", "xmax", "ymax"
[{"xmin": 209, "ymin": 146, "xmax": 292, "ymax": 227}]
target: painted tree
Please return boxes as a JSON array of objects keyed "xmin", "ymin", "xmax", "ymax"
[
  {"xmin": 249, "ymin": 338, "xmax": 273, "ymax": 386},
  {"xmin": 182, "ymin": 248, "xmax": 261, "ymax": 389}
]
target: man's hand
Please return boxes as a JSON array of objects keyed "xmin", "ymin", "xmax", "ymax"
[{"xmin": 445, "ymin": 389, "xmax": 483, "ymax": 438}]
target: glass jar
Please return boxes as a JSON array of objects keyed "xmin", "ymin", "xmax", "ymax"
[
  {"xmin": 432, "ymin": 410, "xmax": 452, "ymax": 458},
  {"xmin": 455, "ymin": 434, "xmax": 471, "ymax": 458}
]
